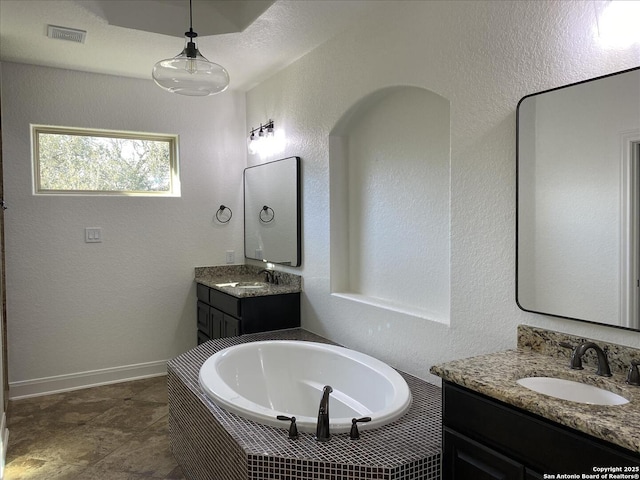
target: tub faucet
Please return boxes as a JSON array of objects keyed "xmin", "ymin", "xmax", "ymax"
[
  {"xmin": 570, "ymin": 342, "xmax": 612, "ymax": 377},
  {"xmin": 315, "ymin": 385, "xmax": 333, "ymax": 442}
]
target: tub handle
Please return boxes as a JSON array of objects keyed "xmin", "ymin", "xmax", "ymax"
[
  {"xmin": 349, "ymin": 417, "xmax": 372, "ymax": 440},
  {"xmin": 276, "ymin": 415, "xmax": 299, "ymax": 440}
]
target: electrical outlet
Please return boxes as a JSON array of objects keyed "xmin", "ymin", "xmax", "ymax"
[
  {"xmin": 226, "ymin": 250, "xmax": 235, "ymax": 264},
  {"xmin": 85, "ymin": 227, "xmax": 102, "ymax": 243}
]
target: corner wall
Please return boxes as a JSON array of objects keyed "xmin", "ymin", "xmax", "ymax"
[
  {"xmin": 1, "ymin": 62, "xmax": 246, "ymax": 395},
  {"xmin": 246, "ymin": 0, "xmax": 640, "ymax": 383}
]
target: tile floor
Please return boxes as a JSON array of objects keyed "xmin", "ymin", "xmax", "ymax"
[{"xmin": 4, "ymin": 375, "xmax": 186, "ymax": 479}]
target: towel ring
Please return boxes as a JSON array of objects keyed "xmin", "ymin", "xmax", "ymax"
[
  {"xmin": 215, "ymin": 205, "xmax": 232, "ymax": 224},
  {"xmin": 259, "ymin": 205, "xmax": 275, "ymax": 223}
]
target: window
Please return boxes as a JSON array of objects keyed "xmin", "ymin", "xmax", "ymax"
[{"xmin": 32, "ymin": 125, "xmax": 180, "ymax": 196}]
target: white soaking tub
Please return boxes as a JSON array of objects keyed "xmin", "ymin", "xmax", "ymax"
[{"xmin": 198, "ymin": 340, "xmax": 412, "ymax": 433}]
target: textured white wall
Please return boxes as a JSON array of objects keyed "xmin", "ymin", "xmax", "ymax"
[
  {"xmin": 246, "ymin": 0, "xmax": 640, "ymax": 382},
  {"xmin": 1, "ymin": 63, "xmax": 246, "ymax": 387}
]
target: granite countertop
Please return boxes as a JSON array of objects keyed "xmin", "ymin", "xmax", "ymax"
[
  {"xmin": 195, "ymin": 265, "xmax": 302, "ymax": 298},
  {"xmin": 430, "ymin": 326, "xmax": 640, "ymax": 455}
]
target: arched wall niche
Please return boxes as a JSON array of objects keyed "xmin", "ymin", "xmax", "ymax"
[{"xmin": 329, "ymin": 86, "xmax": 451, "ymax": 323}]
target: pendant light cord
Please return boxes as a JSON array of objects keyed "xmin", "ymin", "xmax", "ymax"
[
  {"xmin": 185, "ymin": 0, "xmax": 196, "ymax": 42},
  {"xmin": 186, "ymin": 0, "xmax": 196, "ymax": 38}
]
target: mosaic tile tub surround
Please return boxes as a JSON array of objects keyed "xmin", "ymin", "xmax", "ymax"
[{"xmin": 168, "ymin": 329, "xmax": 442, "ymax": 480}]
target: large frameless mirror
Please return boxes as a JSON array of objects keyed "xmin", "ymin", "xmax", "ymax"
[
  {"xmin": 244, "ymin": 156, "xmax": 301, "ymax": 266},
  {"xmin": 517, "ymin": 66, "xmax": 640, "ymax": 332}
]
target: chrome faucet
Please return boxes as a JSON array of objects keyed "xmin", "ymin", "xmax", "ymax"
[
  {"xmin": 570, "ymin": 342, "xmax": 612, "ymax": 377},
  {"xmin": 315, "ymin": 385, "xmax": 333, "ymax": 442}
]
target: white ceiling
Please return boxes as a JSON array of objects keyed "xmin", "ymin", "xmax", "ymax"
[{"xmin": 0, "ymin": 0, "xmax": 382, "ymax": 91}]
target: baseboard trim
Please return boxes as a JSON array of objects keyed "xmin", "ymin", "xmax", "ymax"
[{"xmin": 9, "ymin": 359, "xmax": 168, "ymax": 400}]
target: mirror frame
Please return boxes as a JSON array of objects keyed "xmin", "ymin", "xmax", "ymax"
[
  {"xmin": 515, "ymin": 65, "xmax": 640, "ymax": 333},
  {"xmin": 243, "ymin": 156, "xmax": 302, "ymax": 267}
]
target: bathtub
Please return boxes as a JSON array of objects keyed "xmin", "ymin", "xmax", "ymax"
[{"xmin": 198, "ymin": 340, "xmax": 412, "ymax": 434}]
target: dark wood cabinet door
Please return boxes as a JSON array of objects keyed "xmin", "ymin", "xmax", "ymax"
[
  {"xmin": 210, "ymin": 308, "xmax": 223, "ymax": 339},
  {"xmin": 197, "ymin": 330, "xmax": 209, "ymax": 345},
  {"xmin": 223, "ymin": 315, "xmax": 240, "ymax": 337},
  {"xmin": 525, "ymin": 469, "xmax": 544, "ymax": 480},
  {"xmin": 444, "ymin": 429, "xmax": 524, "ymax": 480},
  {"xmin": 197, "ymin": 301, "xmax": 210, "ymax": 335}
]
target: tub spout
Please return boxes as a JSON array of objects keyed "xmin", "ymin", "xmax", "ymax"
[{"xmin": 315, "ymin": 385, "xmax": 333, "ymax": 442}]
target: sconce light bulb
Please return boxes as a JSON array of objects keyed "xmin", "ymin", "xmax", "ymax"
[
  {"xmin": 247, "ymin": 132, "xmax": 258, "ymax": 155},
  {"xmin": 597, "ymin": 0, "xmax": 640, "ymax": 47}
]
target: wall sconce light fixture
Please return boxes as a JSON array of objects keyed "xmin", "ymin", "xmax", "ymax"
[
  {"xmin": 247, "ymin": 119, "xmax": 285, "ymax": 157},
  {"xmin": 247, "ymin": 120, "xmax": 274, "ymax": 155}
]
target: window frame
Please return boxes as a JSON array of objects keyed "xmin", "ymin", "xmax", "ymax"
[{"xmin": 31, "ymin": 124, "xmax": 181, "ymax": 197}]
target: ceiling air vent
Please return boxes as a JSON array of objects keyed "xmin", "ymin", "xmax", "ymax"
[{"xmin": 47, "ymin": 25, "xmax": 86, "ymax": 44}]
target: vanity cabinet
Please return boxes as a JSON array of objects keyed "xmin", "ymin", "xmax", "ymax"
[
  {"xmin": 197, "ymin": 300, "xmax": 239, "ymax": 342},
  {"xmin": 196, "ymin": 283, "xmax": 300, "ymax": 344},
  {"xmin": 442, "ymin": 382, "xmax": 639, "ymax": 479}
]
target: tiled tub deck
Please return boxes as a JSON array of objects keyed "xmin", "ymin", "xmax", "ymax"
[{"xmin": 167, "ymin": 329, "xmax": 442, "ymax": 480}]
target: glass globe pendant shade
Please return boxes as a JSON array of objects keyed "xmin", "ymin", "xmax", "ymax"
[{"xmin": 152, "ymin": 33, "xmax": 229, "ymax": 96}]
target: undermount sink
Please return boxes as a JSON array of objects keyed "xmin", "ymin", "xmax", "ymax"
[
  {"xmin": 517, "ymin": 377, "xmax": 629, "ymax": 406},
  {"xmin": 235, "ymin": 282, "xmax": 268, "ymax": 289},
  {"xmin": 215, "ymin": 282, "xmax": 267, "ymax": 290}
]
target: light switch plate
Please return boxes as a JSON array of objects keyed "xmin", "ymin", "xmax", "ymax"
[{"xmin": 85, "ymin": 227, "xmax": 102, "ymax": 243}]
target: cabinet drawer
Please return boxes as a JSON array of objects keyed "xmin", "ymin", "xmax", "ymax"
[
  {"xmin": 197, "ymin": 284, "xmax": 210, "ymax": 302},
  {"xmin": 209, "ymin": 289, "xmax": 241, "ymax": 318}
]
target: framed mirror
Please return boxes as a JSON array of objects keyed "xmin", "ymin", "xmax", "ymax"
[
  {"xmin": 244, "ymin": 156, "xmax": 301, "ymax": 266},
  {"xmin": 517, "ymin": 66, "xmax": 640, "ymax": 332}
]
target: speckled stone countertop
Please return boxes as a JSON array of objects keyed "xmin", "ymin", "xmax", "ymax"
[
  {"xmin": 430, "ymin": 325, "xmax": 640, "ymax": 455},
  {"xmin": 195, "ymin": 265, "xmax": 302, "ymax": 298}
]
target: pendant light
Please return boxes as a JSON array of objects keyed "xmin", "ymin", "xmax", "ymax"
[{"xmin": 152, "ymin": 0, "xmax": 229, "ymax": 96}]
